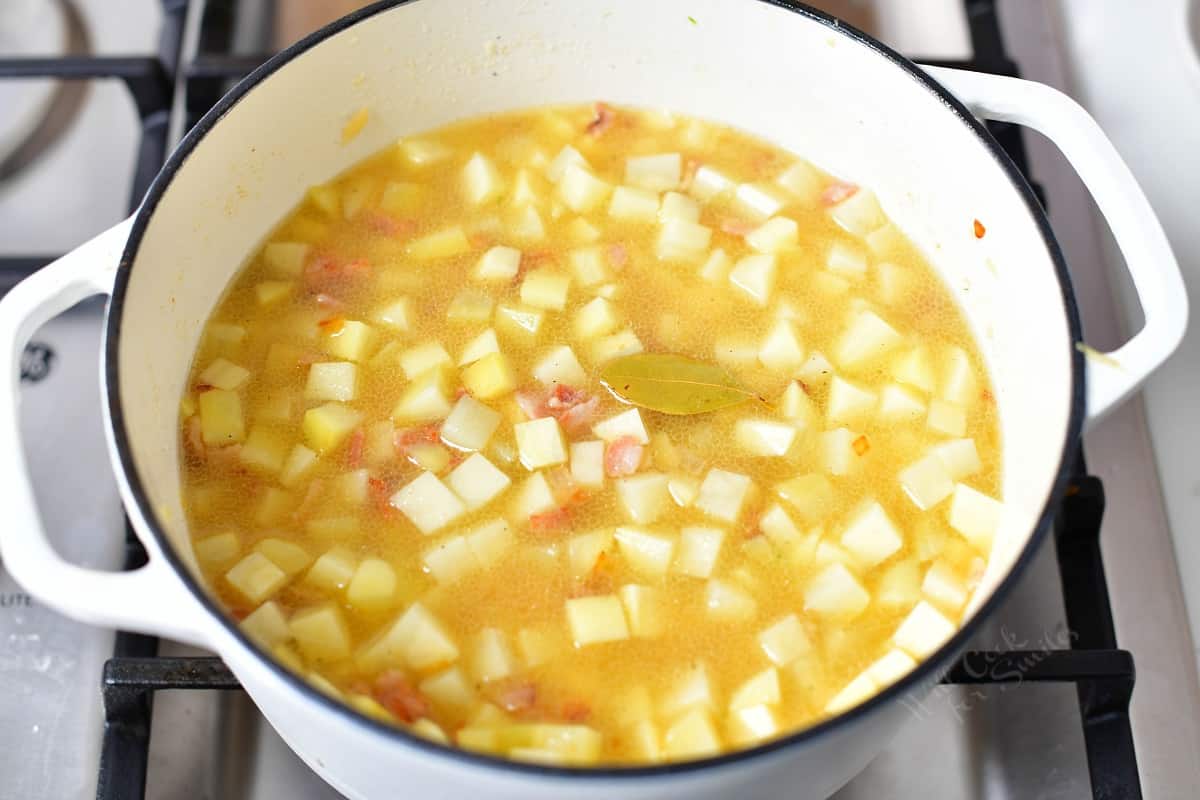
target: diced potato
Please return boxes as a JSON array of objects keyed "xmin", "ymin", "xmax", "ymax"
[
  {"xmin": 407, "ymin": 442, "xmax": 451, "ymax": 472},
  {"xmin": 198, "ymin": 389, "xmax": 245, "ymax": 446},
  {"xmin": 255, "ymin": 280, "xmax": 293, "ymax": 307},
  {"xmin": 798, "ymin": 350, "xmax": 835, "ymax": 386},
  {"xmin": 253, "ymin": 488, "xmax": 295, "ymax": 527},
  {"xmin": 824, "ymin": 672, "xmax": 877, "ymax": 714},
  {"xmin": 616, "ymin": 473, "xmax": 671, "ymax": 524},
  {"xmin": 446, "ymin": 453, "xmax": 512, "ymax": 510},
  {"xmin": 659, "ymin": 191, "xmax": 701, "ymax": 223},
  {"xmin": 927, "ymin": 398, "xmax": 967, "ymax": 437},
  {"xmin": 947, "ymin": 483, "xmax": 1002, "ymax": 550},
  {"xmin": 406, "ymin": 226, "xmax": 471, "ymax": 260},
  {"xmin": 346, "ymin": 558, "xmax": 398, "ymax": 610},
  {"xmin": 397, "ymin": 138, "xmax": 453, "ymax": 168},
  {"xmin": 305, "ymin": 516, "xmax": 358, "ymax": 540},
  {"xmin": 705, "ymin": 578, "xmax": 757, "ymax": 622},
  {"xmin": 568, "ymin": 529, "xmax": 613, "ymax": 577},
  {"xmin": 255, "ymin": 538, "xmax": 311, "ymax": 577},
  {"xmin": 891, "ymin": 347, "xmax": 936, "ymax": 394},
  {"xmin": 570, "ymin": 440, "xmax": 605, "ymax": 489},
  {"xmin": 866, "ymin": 649, "xmax": 918, "ymax": 688},
  {"xmin": 879, "ymin": 384, "xmax": 927, "ymax": 422},
  {"xmin": 194, "ymin": 532, "xmax": 240, "ymax": 568},
  {"xmin": 730, "ymin": 667, "xmax": 781, "ymax": 710},
  {"xmin": 545, "ymin": 144, "xmax": 588, "ymax": 183},
  {"xmin": 471, "ymin": 628, "xmax": 517, "ymax": 682},
  {"xmin": 840, "ymin": 501, "xmax": 904, "ymax": 568},
  {"xmin": 695, "ymin": 468, "xmax": 753, "ymax": 523},
  {"xmin": 531, "ymin": 346, "xmax": 586, "ymax": 390},
  {"xmin": 557, "ymin": 164, "xmax": 612, "ymax": 213},
  {"xmin": 574, "ymin": 296, "xmax": 619, "ymax": 340},
  {"xmin": 932, "ymin": 438, "xmax": 983, "ymax": 480},
  {"xmin": 304, "ymin": 546, "xmax": 357, "ymax": 592},
  {"xmin": 333, "ymin": 468, "xmax": 369, "ymax": 505},
  {"xmin": 290, "ymin": 603, "xmax": 351, "ymax": 661},
  {"xmin": 566, "ymin": 246, "xmax": 607, "ymax": 288},
  {"xmin": 441, "ymin": 395, "xmax": 502, "ymax": 451},
  {"xmin": 814, "ymin": 540, "xmax": 857, "ymax": 570},
  {"xmin": 775, "ymin": 160, "xmax": 822, "ymax": 201},
  {"xmin": 922, "ymin": 558, "xmax": 968, "ymax": 614},
  {"xmin": 758, "ymin": 614, "xmax": 812, "ymax": 667},
  {"xmin": 399, "ymin": 342, "xmax": 451, "ymax": 380},
  {"xmin": 512, "ymin": 206, "xmax": 546, "ymax": 241},
  {"xmin": 728, "ymin": 254, "xmax": 777, "ymax": 306},
  {"xmin": 520, "ymin": 269, "xmax": 571, "ymax": 311},
  {"xmin": 460, "ymin": 353, "xmax": 517, "ymax": 401},
  {"xmin": 494, "ymin": 304, "xmax": 544, "ymax": 342},
  {"xmin": 625, "ymin": 153, "xmax": 681, "ymax": 192},
  {"xmin": 301, "ymin": 402, "xmax": 362, "ymax": 453},
  {"xmin": 324, "ymin": 320, "xmax": 375, "ymax": 362},
  {"xmin": 239, "ymin": 426, "xmax": 288, "ymax": 475},
  {"xmin": 199, "ymin": 358, "xmax": 250, "ymax": 391},
  {"xmin": 363, "ymin": 420, "xmax": 395, "ymax": 467},
  {"xmin": 614, "ymin": 526, "xmax": 675, "ymax": 578},
  {"xmin": 361, "ymin": 602, "xmax": 459, "ymax": 671},
  {"xmin": 734, "ymin": 182, "xmax": 788, "ymax": 221},
  {"xmin": 373, "ymin": 297, "xmax": 412, "ymax": 333},
  {"xmin": 205, "ymin": 322, "xmax": 246, "ymax": 351},
  {"xmin": 609, "ymin": 185, "xmax": 660, "ymax": 222},
  {"xmin": 515, "ymin": 417, "xmax": 568, "ymax": 471},
  {"xmin": 698, "ymin": 248, "xmax": 732, "ymax": 283},
  {"xmin": 656, "ymin": 219, "xmax": 712, "ymax": 262},
  {"xmin": 626, "ymin": 719, "xmax": 663, "ymax": 762},
  {"xmin": 516, "ymin": 625, "xmax": 560, "ymax": 668},
  {"xmin": 876, "ymin": 558, "xmax": 922, "ymax": 610},
  {"xmin": 424, "ymin": 534, "xmax": 480, "ymax": 584},
  {"xmin": 728, "ymin": 704, "xmax": 781, "ymax": 746},
  {"xmin": 777, "ymin": 382, "xmax": 817, "ymax": 426},
  {"xmin": 735, "ymin": 419, "xmax": 797, "ymax": 457},
  {"xmin": 591, "ymin": 328, "xmax": 645, "ymax": 363},
  {"xmin": 663, "ymin": 708, "xmax": 722, "ymax": 760},
  {"xmin": 592, "ymin": 408, "xmax": 649, "ymax": 444},
  {"xmin": 420, "ymin": 666, "xmax": 477, "ymax": 717},
  {"xmin": 821, "ymin": 427, "xmax": 862, "ymax": 476},
  {"xmin": 446, "ymin": 289, "xmax": 494, "ymax": 324},
  {"xmin": 462, "ymin": 152, "xmax": 505, "ymax": 205},
  {"xmin": 675, "ymin": 526, "xmax": 724, "ymax": 578},
  {"xmin": 690, "ymin": 165, "xmax": 734, "ymax": 201},
  {"xmin": 830, "ymin": 187, "xmax": 886, "ymax": 235},
  {"xmin": 240, "ymin": 601, "xmax": 291, "ymax": 647},
  {"xmin": 566, "ymin": 218, "xmax": 602, "ymax": 247},
  {"xmin": 380, "ymin": 180, "xmax": 425, "ymax": 214},
  {"xmin": 826, "ymin": 241, "xmax": 867, "ymax": 280},
  {"xmin": 714, "ymin": 337, "xmax": 759, "ymax": 370},
  {"xmin": 619, "ymin": 584, "xmax": 666, "ymax": 638},
  {"xmin": 305, "ymin": 362, "xmax": 357, "ymax": 402},
  {"xmin": 804, "ymin": 562, "xmax": 870, "ymax": 618},
  {"xmin": 835, "ymin": 310, "xmax": 903, "ymax": 369},
  {"xmin": 745, "ymin": 217, "xmax": 799, "ymax": 253},
  {"xmin": 758, "ymin": 503, "xmax": 801, "ymax": 553},
  {"xmin": 475, "ymin": 246, "xmax": 522, "ymax": 282},
  {"xmin": 941, "ymin": 346, "xmax": 976, "ymax": 406},
  {"xmin": 899, "ymin": 454, "xmax": 955, "ymax": 510},
  {"xmin": 464, "ymin": 518, "xmax": 513, "ymax": 567},
  {"xmin": 565, "ymin": 594, "xmax": 630, "ymax": 646},
  {"xmin": 263, "ymin": 241, "xmax": 309, "ymax": 277},
  {"xmin": 660, "ymin": 663, "xmax": 717, "ymax": 717},
  {"xmin": 774, "ymin": 473, "xmax": 834, "ymax": 523},
  {"xmin": 459, "ymin": 328, "xmax": 501, "ymax": 367},
  {"xmin": 876, "ymin": 261, "xmax": 913, "ymax": 305},
  {"xmin": 510, "ymin": 472, "xmax": 557, "ymax": 518},
  {"xmin": 892, "ymin": 599, "xmax": 957, "ymax": 658},
  {"xmin": 667, "ymin": 474, "xmax": 699, "ymax": 507},
  {"xmin": 758, "ymin": 319, "xmax": 806, "ymax": 373},
  {"xmin": 225, "ymin": 552, "xmax": 288, "ymax": 604},
  {"xmin": 390, "ymin": 471, "xmax": 466, "ymax": 534}
]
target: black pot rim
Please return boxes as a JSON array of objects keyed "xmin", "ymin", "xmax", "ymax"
[{"xmin": 104, "ymin": 0, "xmax": 1086, "ymax": 781}]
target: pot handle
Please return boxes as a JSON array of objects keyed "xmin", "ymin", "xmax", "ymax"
[
  {"xmin": 0, "ymin": 219, "xmax": 213, "ymax": 647},
  {"xmin": 924, "ymin": 66, "xmax": 1188, "ymax": 425}
]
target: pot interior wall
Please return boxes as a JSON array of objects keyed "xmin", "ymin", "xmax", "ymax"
[{"xmin": 116, "ymin": 0, "xmax": 1072, "ymax": 620}]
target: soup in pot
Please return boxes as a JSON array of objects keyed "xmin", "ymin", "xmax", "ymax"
[{"xmin": 179, "ymin": 103, "xmax": 1003, "ymax": 766}]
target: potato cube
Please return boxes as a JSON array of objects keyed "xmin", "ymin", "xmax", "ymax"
[
  {"xmin": 775, "ymin": 160, "xmax": 821, "ymax": 200},
  {"xmin": 517, "ymin": 625, "xmax": 560, "ymax": 668},
  {"xmin": 289, "ymin": 603, "xmax": 351, "ymax": 661},
  {"xmin": 758, "ymin": 319, "xmax": 806, "ymax": 373},
  {"xmin": 899, "ymin": 454, "xmax": 955, "ymax": 510},
  {"xmin": 866, "ymin": 649, "xmax": 917, "ymax": 688},
  {"xmin": 515, "ymin": 417, "xmax": 568, "ymax": 470},
  {"xmin": 774, "ymin": 473, "xmax": 834, "ymax": 523},
  {"xmin": 565, "ymin": 595, "xmax": 629, "ymax": 646},
  {"xmin": 254, "ymin": 280, "xmax": 293, "ymax": 307},
  {"xmin": 774, "ymin": 384, "xmax": 814, "ymax": 427},
  {"xmin": 927, "ymin": 398, "xmax": 967, "ymax": 437},
  {"xmin": 205, "ymin": 322, "xmax": 246, "ymax": 351},
  {"xmin": 660, "ymin": 663, "xmax": 717, "ymax": 718},
  {"xmin": 557, "ymin": 164, "xmax": 612, "ymax": 213},
  {"xmin": 255, "ymin": 538, "xmax": 312, "ymax": 577},
  {"xmin": 225, "ymin": 552, "xmax": 288, "ymax": 605},
  {"xmin": 735, "ymin": 419, "xmax": 796, "ymax": 457},
  {"xmin": 705, "ymin": 579, "xmax": 757, "ymax": 622},
  {"xmin": 568, "ymin": 529, "xmax": 614, "ymax": 577},
  {"xmin": 390, "ymin": 471, "xmax": 466, "ymax": 534},
  {"xmin": 830, "ymin": 187, "xmax": 886, "ymax": 235},
  {"xmin": 238, "ymin": 426, "xmax": 288, "ymax": 475},
  {"xmin": 735, "ymin": 182, "xmax": 788, "ymax": 221},
  {"xmin": 346, "ymin": 558, "xmax": 398, "ymax": 610},
  {"xmin": 592, "ymin": 409, "xmax": 648, "ymax": 445},
  {"xmin": 675, "ymin": 526, "xmax": 724, "ymax": 579},
  {"xmin": 420, "ymin": 666, "xmax": 477, "ymax": 718},
  {"xmin": 609, "ymin": 185, "xmax": 660, "ymax": 223},
  {"xmin": 445, "ymin": 453, "xmax": 512, "ymax": 510},
  {"xmin": 532, "ymin": 345, "xmax": 587, "ymax": 388},
  {"xmin": 698, "ymin": 248, "xmax": 732, "ymax": 283},
  {"xmin": 441, "ymin": 395, "xmax": 502, "ymax": 451},
  {"xmin": 840, "ymin": 501, "xmax": 904, "ymax": 568},
  {"xmin": 240, "ymin": 601, "xmax": 291, "ymax": 647},
  {"xmin": 301, "ymin": 402, "xmax": 362, "ymax": 454},
  {"xmin": 892, "ymin": 599, "xmax": 957, "ymax": 658},
  {"xmin": 304, "ymin": 546, "xmax": 357, "ymax": 591},
  {"xmin": 689, "ymin": 164, "xmax": 734, "ymax": 201},
  {"xmin": 824, "ymin": 672, "xmax": 878, "ymax": 714},
  {"xmin": 891, "ymin": 347, "xmax": 936, "ymax": 393},
  {"xmin": 462, "ymin": 152, "xmax": 505, "ymax": 205},
  {"xmin": 475, "ymin": 246, "xmax": 522, "ymax": 282},
  {"xmin": 373, "ymin": 297, "xmax": 411, "ymax": 333},
  {"xmin": 262, "ymin": 241, "xmax": 309, "ymax": 277},
  {"xmin": 659, "ymin": 191, "xmax": 700, "ymax": 223},
  {"xmin": 199, "ymin": 358, "xmax": 250, "ymax": 391},
  {"xmin": 758, "ymin": 503, "xmax": 802, "ymax": 552},
  {"xmin": 406, "ymin": 226, "xmax": 471, "ymax": 260},
  {"xmin": 625, "ymin": 153, "xmax": 681, "ymax": 192},
  {"xmin": 323, "ymin": 320, "xmax": 375, "ymax": 362},
  {"xmin": 459, "ymin": 328, "xmax": 501, "ymax": 367},
  {"xmin": 821, "ymin": 427, "xmax": 862, "ymax": 476},
  {"xmin": 728, "ymin": 254, "xmax": 777, "ymax": 306},
  {"xmin": 305, "ymin": 516, "xmax": 358, "ymax": 540},
  {"xmin": 590, "ymin": 329, "xmax": 644, "ymax": 363},
  {"xmin": 398, "ymin": 342, "xmax": 450, "ymax": 380},
  {"xmin": 874, "ymin": 558, "xmax": 921, "ymax": 610},
  {"xmin": 619, "ymin": 584, "xmax": 666, "ymax": 638},
  {"xmin": 614, "ymin": 526, "xmax": 675, "ymax": 578},
  {"xmin": 519, "ymin": 269, "xmax": 571, "ymax": 311},
  {"xmin": 510, "ymin": 472, "xmax": 557, "ymax": 518},
  {"xmin": 826, "ymin": 241, "xmax": 868, "ymax": 280},
  {"xmin": 835, "ymin": 310, "xmax": 903, "ymax": 370},
  {"xmin": 463, "ymin": 352, "xmax": 518, "ymax": 400},
  {"xmin": 616, "ymin": 472, "xmax": 671, "ymax": 524},
  {"xmin": 446, "ymin": 289, "xmax": 494, "ymax": 324},
  {"xmin": 406, "ymin": 442, "xmax": 450, "ymax": 473},
  {"xmin": 199, "ymin": 389, "xmax": 245, "ymax": 446},
  {"xmin": 922, "ymin": 558, "xmax": 968, "ymax": 614},
  {"xmin": 571, "ymin": 297, "xmax": 618, "ymax": 341},
  {"xmin": 362, "ymin": 602, "xmax": 459, "ymax": 671},
  {"xmin": 562, "ymin": 442, "xmax": 604, "ymax": 491},
  {"xmin": 663, "ymin": 708, "xmax": 722, "ymax": 760},
  {"xmin": 804, "ymin": 562, "xmax": 870, "ymax": 618},
  {"xmin": 397, "ymin": 138, "xmax": 453, "ymax": 167},
  {"xmin": 471, "ymin": 628, "xmax": 517, "ymax": 683},
  {"xmin": 667, "ymin": 474, "xmax": 700, "ymax": 507},
  {"xmin": 745, "ymin": 217, "xmax": 799, "ymax": 254},
  {"xmin": 947, "ymin": 484, "xmax": 1002, "ymax": 550},
  {"xmin": 730, "ymin": 667, "xmax": 781, "ymax": 710},
  {"xmin": 727, "ymin": 705, "xmax": 781, "ymax": 746},
  {"xmin": 827, "ymin": 376, "xmax": 878, "ymax": 427},
  {"xmin": 253, "ymin": 487, "xmax": 295, "ymax": 527},
  {"xmin": 941, "ymin": 346, "xmax": 977, "ymax": 406},
  {"xmin": 656, "ymin": 219, "xmax": 711, "ymax": 262},
  {"xmin": 194, "ymin": 532, "xmax": 240, "ymax": 568},
  {"xmin": 626, "ymin": 719, "xmax": 662, "ymax": 762},
  {"xmin": 545, "ymin": 144, "xmax": 588, "ymax": 183},
  {"xmin": 424, "ymin": 535, "xmax": 480, "ymax": 584},
  {"xmin": 380, "ymin": 180, "xmax": 424, "ymax": 214},
  {"xmin": 932, "ymin": 439, "xmax": 983, "ymax": 480},
  {"xmin": 464, "ymin": 518, "xmax": 513, "ymax": 568},
  {"xmin": 879, "ymin": 384, "xmax": 927, "ymax": 422},
  {"xmin": 758, "ymin": 614, "xmax": 812, "ymax": 667},
  {"xmin": 392, "ymin": 370, "xmax": 452, "ymax": 422},
  {"xmin": 305, "ymin": 362, "xmax": 357, "ymax": 402},
  {"xmin": 695, "ymin": 468, "xmax": 753, "ymax": 523}
]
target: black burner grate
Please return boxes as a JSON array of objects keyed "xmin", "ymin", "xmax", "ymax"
[{"xmin": 0, "ymin": 2, "xmax": 1141, "ymax": 799}]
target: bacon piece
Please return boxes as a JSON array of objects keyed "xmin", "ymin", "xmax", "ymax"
[
  {"xmin": 557, "ymin": 396, "xmax": 600, "ymax": 434},
  {"xmin": 720, "ymin": 217, "xmax": 757, "ymax": 236},
  {"xmin": 530, "ymin": 507, "xmax": 571, "ymax": 533},
  {"xmin": 514, "ymin": 384, "xmax": 598, "ymax": 434},
  {"xmin": 317, "ymin": 315, "xmax": 345, "ymax": 335},
  {"xmin": 184, "ymin": 416, "xmax": 206, "ymax": 463},
  {"xmin": 682, "ymin": 158, "xmax": 700, "ymax": 190},
  {"xmin": 345, "ymin": 428, "xmax": 365, "ymax": 468},
  {"xmin": 373, "ymin": 671, "xmax": 431, "ymax": 723},
  {"xmin": 363, "ymin": 211, "xmax": 415, "ymax": 238},
  {"xmin": 821, "ymin": 181, "xmax": 859, "ymax": 206},
  {"xmin": 496, "ymin": 681, "xmax": 538, "ymax": 713},
  {"xmin": 604, "ymin": 436, "xmax": 644, "ymax": 477},
  {"xmin": 193, "ymin": 382, "xmax": 214, "ymax": 393},
  {"xmin": 206, "ymin": 444, "xmax": 243, "ymax": 470},
  {"xmin": 292, "ymin": 478, "xmax": 325, "ymax": 521},
  {"xmin": 606, "ymin": 243, "xmax": 629, "ymax": 270},
  {"xmin": 395, "ymin": 423, "xmax": 441, "ymax": 453},
  {"xmin": 304, "ymin": 255, "xmax": 372, "ymax": 295},
  {"xmin": 546, "ymin": 466, "xmax": 587, "ymax": 507},
  {"xmin": 561, "ymin": 700, "xmax": 592, "ymax": 723},
  {"xmin": 585, "ymin": 102, "xmax": 615, "ymax": 137},
  {"xmin": 368, "ymin": 476, "xmax": 398, "ymax": 516}
]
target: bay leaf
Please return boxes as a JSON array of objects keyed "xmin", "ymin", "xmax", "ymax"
[{"xmin": 598, "ymin": 353, "xmax": 757, "ymax": 415}]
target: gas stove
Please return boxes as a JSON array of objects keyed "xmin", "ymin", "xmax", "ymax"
[{"xmin": 1, "ymin": 2, "xmax": 1198, "ymax": 798}]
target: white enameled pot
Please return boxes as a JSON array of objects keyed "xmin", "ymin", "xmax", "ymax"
[{"xmin": 0, "ymin": 2, "xmax": 1187, "ymax": 798}]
